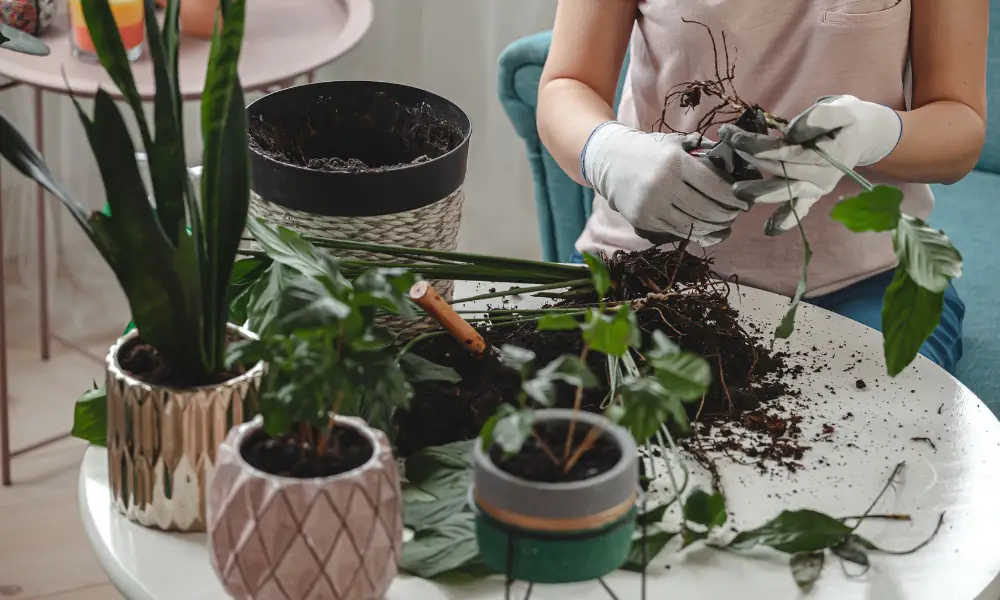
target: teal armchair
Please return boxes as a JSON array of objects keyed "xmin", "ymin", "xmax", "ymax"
[{"xmin": 497, "ymin": 20, "xmax": 1000, "ymax": 410}]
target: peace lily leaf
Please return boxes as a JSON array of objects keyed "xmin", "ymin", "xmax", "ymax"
[
  {"xmin": 683, "ymin": 488, "xmax": 727, "ymax": 529},
  {"xmin": 537, "ymin": 313, "xmax": 581, "ymax": 331},
  {"xmin": 71, "ymin": 387, "xmax": 107, "ymax": 446},
  {"xmin": 833, "ymin": 536, "xmax": 870, "ymax": 567},
  {"xmin": 581, "ymin": 305, "xmax": 640, "ymax": 357},
  {"xmin": 882, "ymin": 269, "xmax": 943, "ymax": 377},
  {"xmin": 399, "ymin": 353, "xmax": 462, "ymax": 384},
  {"xmin": 404, "ymin": 492, "xmax": 469, "ymax": 531},
  {"xmin": 790, "ymin": 551, "xmax": 826, "ymax": 592},
  {"xmin": 493, "ymin": 408, "xmax": 535, "ymax": 454},
  {"xmin": 404, "ymin": 440, "xmax": 475, "ymax": 496},
  {"xmin": 618, "ymin": 376, "xmax": 689, "ymax": 442},
  {"xmin": 401, "ymin": 513, "xmax": 483, "ymax": 579},
  {"xmin": 830, "ymin": 185, "xmax": 903, "ymax": 232},
  {"xmin": 893, "ymin": 216, "xmax": 962, "ymax": 294},
  {"xmin": 582, "ymin": 251, "xmax": 612, "ymax": 298},
  {"xmin": 637, "ymin": 503, "xmax": 670, "ymax": 526},
  {"xmin": 682, "ymin": 528, "xmax": 708, "ymax": 548},
  {"xmin": 499, "ymin": 344, "xmax": 536, "ymax": 375},
  {"xmin": 623, "ymin": 529, "xmax": 677, "ymax": 572},
  {"xmin": 729, "ymin": 509, "xmax": 852, "ymax": 554}
]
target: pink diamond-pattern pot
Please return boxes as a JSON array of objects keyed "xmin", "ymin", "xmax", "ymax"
[{"xmin": 206, "ymin": 414, "xmax": 403, "ymax": 600}]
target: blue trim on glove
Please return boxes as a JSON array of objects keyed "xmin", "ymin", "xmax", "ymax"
[{"xmin": 580, "ymin": 120, "xmax": 619, "ymax": 185}]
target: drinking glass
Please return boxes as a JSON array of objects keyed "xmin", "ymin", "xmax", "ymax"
[{"xmin": 68, "ymin": 0, "xmax": 144, "ymax": 62}]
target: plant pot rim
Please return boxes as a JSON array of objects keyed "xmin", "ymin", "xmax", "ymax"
[
  {"xmin": 473, "ymin": 409, "xmax": 636, "ymax": 493},
  {"xmin": 106, "ymin": 322, "xmax": 265, "ymax": 393},
  {"xmin": 246, "ymin": 80, "xmax": 473, "ymax": 178},
  {"xmin": 229, "ymin": 413, "xmax": 387, "ymax": 485}
]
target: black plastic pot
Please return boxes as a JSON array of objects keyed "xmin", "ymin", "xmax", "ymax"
[{"xmin": 247, "ymin": 80, "xmax": 472, "ymax": 217}]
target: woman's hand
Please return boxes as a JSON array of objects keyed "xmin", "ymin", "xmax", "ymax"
[
  {"xmin": 583, "ymin": 121, "xmax": 754, "ymax": 246},
  {"xmin": 717, "ymin": 95, "xmax": 902, "ymax": 235}
]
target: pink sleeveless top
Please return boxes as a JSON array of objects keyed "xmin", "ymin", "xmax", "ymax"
[{"xmin": 574, "ymin": 0, "xmax": 932, "ymax": 298}]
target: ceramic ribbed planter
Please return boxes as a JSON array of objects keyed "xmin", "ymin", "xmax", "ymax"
[
  {"xmin": 105, "ymin": 324, "xmax": 264, "ymax": 532},
  {"xmin": 471, "ymin": 409, "xmax": 639, "ymax": 584},
  {"xmin": 207, "ymin": 415, "xmax": 403, "ymax": 600},
  {"xmin": 246, "ymin": 81, "xmax": 472, "ymax": 336}
]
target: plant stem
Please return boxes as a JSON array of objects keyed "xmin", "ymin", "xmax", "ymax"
[
  {"xmin": 806, "ymin": 144, "xmax": 874, "ymax": 191},
  {"xmin": 563, "ymin": 346, "xmax": 591, "ymax": 461},
  {"xmin": 450, "ymin": 279, "xmax": 593, "ymax": 305},
  {"xmin": 532, "ymin": 429, "xmax": 561, "ymax": 466},
  {"xmin": 840, "ymin": 514, "xmax": 911, "ymax": 522},
  {"xmin": 850, "ymin": 461, "xmax": 905, "ymax": 534},
  {"xmin": 563, "ymin": 426, "xmax": 604, "ymax": 473}
]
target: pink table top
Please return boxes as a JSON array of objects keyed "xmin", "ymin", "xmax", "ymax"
[{"xmin": 0, "ymin": 0, "xmax": 372, "ymax": 99}]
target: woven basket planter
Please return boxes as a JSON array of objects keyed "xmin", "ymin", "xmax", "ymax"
[{"xmin": 246, "ymin": 81, "xmax": 472, "ymax": 337}]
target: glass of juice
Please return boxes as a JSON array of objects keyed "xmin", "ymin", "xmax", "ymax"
[{"xmin": 68, "ymin": 0, "xmax": 144, "ymax": 62}]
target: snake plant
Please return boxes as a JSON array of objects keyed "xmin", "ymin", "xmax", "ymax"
[{"xmin": 0, "ymin": 0, "xmax": 249, "ymax": 385}]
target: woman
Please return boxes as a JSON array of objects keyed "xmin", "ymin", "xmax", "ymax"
[{"xmin": 537, "ymin": 0, "xmax": 989, "ymax": 373}]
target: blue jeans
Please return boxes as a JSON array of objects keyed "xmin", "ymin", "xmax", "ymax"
[{"xmin": 568, "ymin": 250, "xmax": 965, "ymax": 374}]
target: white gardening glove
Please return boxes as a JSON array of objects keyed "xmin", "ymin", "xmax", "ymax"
[
  {"xmin": 718, "ymin": 95, "xmax": 902, "ymax": 235},
  {"xmin": 582, "ymin": 121, "xmax": 756, "ymax": 247}
]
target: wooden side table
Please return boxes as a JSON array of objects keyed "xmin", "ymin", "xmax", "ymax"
[{"xmin": 0, "ymin": 0, "xmax": 373, "ymax": 486}]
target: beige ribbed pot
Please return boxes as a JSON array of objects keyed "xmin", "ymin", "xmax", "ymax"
[
  {"xmin": 105, "ymin": 324, "xmax": 265, "ymax": 532},
  {"xmin": 207, "ymin": 414, "xmax": 403, "ymax": 600}
]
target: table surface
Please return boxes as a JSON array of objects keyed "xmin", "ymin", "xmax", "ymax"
[
  {"xmin": 80, "ymin": 281, "xmax": 1000, "ymax": 600},
  {"xmin": 0, "ymin": 0, "xmax": 372, "ymax": 98}
]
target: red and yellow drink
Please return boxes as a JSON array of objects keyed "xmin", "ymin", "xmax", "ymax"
[{"xmin": 69, "ymin": 0, "xmax": 145, "ymax": 60}]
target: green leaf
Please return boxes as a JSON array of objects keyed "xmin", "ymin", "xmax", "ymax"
[
  {"xmin": 401, "ymin": 513, "xmax": 483, "ymax": 580},
  {"xmin": 683, "ymin": 488, "xmax": 727, "ymax": 529},
  {"xmin": 581, "ymin": 305, "xmax": 639, "ymax": 357},
  {"xmin": 200, "ymin": 0, "xmax": 251, "ymax": 370},
  {"xmin": 622, "ymin": 529, "xmax": 677, "ymax": 572},
  {"xmin": 832, "ymin": 536, "xmax": 870, "ymax": 567},
  {"xmin": 246, "ymin": 218, "xmax": 335, "ymax": 279},
  {"xmin": 893, "ymin": 215, "xmax": 962, "ymax": 294},
  {"xmin": 618, "ymin": 376, "xmax": 689, "ymax": 442},
  {"xmin": 646, "ymin": 334, "xmax": 712, "ymax": 401},
  {"xmin": 637, "ymin": 503, "xmax": 670, "ymax": 526},
  {"xmin": 790, "ymin": 551, "xmax": 825, "ymax": 592},
  {"xmin": 729, "ymin": 509, "xmax": 852, "ymax": 554},
  {"xmin": 522, "ymin": 354, "xmax": 599, "ymax": 407},
  {"xmin": 0, "ymin": 22, "xmax": 49, "ymax": 55},
  {"xmin": 399, "ymin": 353, "xmax": 462, "ymax": 383},
  {"xmin": 537, "ymin": 313, "xmax": 581, "ymax": 331},
  {"xmin": 353, "ymin": 268, "xmax": 418, "ymax": 319},
  {"xmin": 71, "ymin": 387, "xmax": 107, "ymax": 446},
  {"xmin": 882, "ymin": 269, "xmax": 943, "ymax": 376},
  {"xmin": 405, "ymin": 440, "xmax": 475, "ymax": 496},
  {"xmin": 774, "ymin": 217, "xmax": 813, "ymax": 342},
  {"xmin": 499, "ymin": 345, "xmax": 536, "ymax": 375},
  {"xmin": 582, "ymin": 252, "xmax": 612, "ymax": 298},
  {"xmin": 682, "ymin": 528, "xmax": 708, "ymax": 548},
  {"xmin": 493, "ymin": 407, "xmax": 534, "ymax": 454},
  {"xmin": 227, "ymin": 257, "xmax": 269, "ymax": 324},
  {"xmin": 830, "ymin": 185, "xmax": 903, "ymax": 232},
  {"xmin": 403, "ymin": 492, "xmax": 468, "ymax": 531}
]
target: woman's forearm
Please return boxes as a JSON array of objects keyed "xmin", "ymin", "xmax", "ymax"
[
  {"xmin": 537, "ymin": 78, "xmax": 620, "ymax": 187},
  {"xmin": 867, "ymin": 103, "xmax": 986, "ymax": 185}
]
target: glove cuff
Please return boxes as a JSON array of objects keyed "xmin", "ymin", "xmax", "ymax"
[
  {"xmin": 857, "ymin": 102, "xmax": 903, "ymax": 167},
  {"xmin": 581, "ymin": 121, "xmax": 633, "ymax": 188}
]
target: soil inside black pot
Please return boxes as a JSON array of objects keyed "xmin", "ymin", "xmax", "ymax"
[
  {"xmin": 117, "ymin": 334, "xmax": 244, "ymax": 388},
  {"xmin": 490, "ymin": 420, "xmax": 621, "ymax": 484},
  {"xmin": 249, "ymin": 91, "xmax": 466, "ymax": 173},
  {"xmin": 241, "ymin": 425, "xmax": 374, "ymax": 479}
]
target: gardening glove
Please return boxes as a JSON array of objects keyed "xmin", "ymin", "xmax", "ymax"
[
  {"xmin": 717, "ymin": 95, "xmax": 902, "ymax": 235},
  {"xmin": 582, "ymin": 121, "xmax": 757, "ymax": 247}
]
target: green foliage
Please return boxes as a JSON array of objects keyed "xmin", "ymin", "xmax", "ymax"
[
  {"xmin": 581, "ymin": 305, "xmax": 640, "ymax": 357},
  {"xmin": 228, "ymin": 219, "xmax": 458, "ymax": 438},
  {"xmin": 0, "ymin": 0, "xmax": 250, "ymax": 386},
  {"xmin": 729, "ymin": 509, "xmax": 854, "ymax": 554},
  {"xmin": 882, "ymin": 269, "xmax": 944, "ymax": 376},
  {"xmin": 71, "ymin": 384, "xmax": 106, "ymax": 446},
  {"xmin": 830, "ymin": 185, "xmax": 903, "ymax": 232},
  {"xmin": 790, "ymin": 552, "xmax": 825, "ymax": 591},
  {"xmin": 582, "ymin": 251, "xmax": 612, "ymax": 298},
  {"xmin": 0, "ymin": 22, "xmax": 50, "ymax": 55}
]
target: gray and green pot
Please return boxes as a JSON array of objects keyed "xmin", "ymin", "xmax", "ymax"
[{"xmin": 471, "ymin": 409, "xmax": 639, "ymax": 584}]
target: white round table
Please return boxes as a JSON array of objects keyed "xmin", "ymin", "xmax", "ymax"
[{"xmin": 80, "ymin": 281, "xmax": 1000, "ymax": 600}]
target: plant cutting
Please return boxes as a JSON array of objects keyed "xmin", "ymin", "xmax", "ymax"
[
  {"xmin": 207, "ymin": 250, "xmax": 445, "ymax": 600},
  {"xmin": 0, "ymin": 0, "xmax": 258, "ymax": 531},
  {"xmin": 246, "ymin": 79, "xmax": 473, "ymax": 332}
]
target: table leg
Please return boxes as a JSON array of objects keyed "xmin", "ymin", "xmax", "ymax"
[
  {"xmin": 0, "ymin": 162, "xmax": 11, "ymax": 486},
  {"xmin": 34, "ymin": 88, "xmax": 50, "ymax": 362}
]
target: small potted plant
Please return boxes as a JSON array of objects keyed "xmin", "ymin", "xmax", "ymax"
[
  {"xmin": 207, "ymin": 220, "xmax": 460, "ymax": 599},
  {"xmin": 245, "ymin": 79, "xmax": 473, "ymax": 331},
  {"xmin": 0, "ymin": 0, "xmax": 259, "ymax": 530}
]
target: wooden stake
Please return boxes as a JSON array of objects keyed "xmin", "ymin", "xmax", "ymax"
[{"xmin": 409, "ymin": 281, "xmax": 488, "ymax": 356}]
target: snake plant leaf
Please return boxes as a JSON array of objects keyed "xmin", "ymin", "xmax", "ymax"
[
  {"xmin": 141, "ymin": 0, "xmax": 188, "ymax": 245},
  {"xmin": 80, "ymin": 0, "xmax": 154, "ymax": 154},
  {"xmin": 0, "ymin": 23, "xmax": 50, "ymax": 56},
  {"xmin": 200, "ymin": 0, "xmax": 250, "ymax": 367}
]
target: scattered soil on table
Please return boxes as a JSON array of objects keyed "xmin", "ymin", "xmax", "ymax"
[
  {"xmin": 395, "ymin": 246, "xmax": 810, "ymax": 475},
  {"xmin": 241, "ymin": 426, "xmax": 373, "ymax": 478},
  {"xmin": 249, "ymin": 91, "xmax": 465, "ymax": 173},
  {"xmin": 491, "ymin": 420, "xmax": 621, "ymax": 483},
  {"xmin": 117, "ymin": 335, "xmax": 243, "ymax": 388}
]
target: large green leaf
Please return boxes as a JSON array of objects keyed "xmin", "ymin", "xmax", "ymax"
[
  {"xmin": 71, "ymin": 386, "xmax": 107, "ymax": 446},
  {"xmin": 683, "ymin": 488, "xmax": 727, "ymax": 529},
  {"xmin": 401, "ymin": 513, "xmax": 484, "ymax": 579},
  {"xmin": 893, "ymin": 216, "xmax": 962, "ymax": 294},
  {"xmin": 829, "ymin": 186, "xmax": 903, "ymax": 232},
  {"xmin": 729, "ymin": 510, "xmax": 852, "ymax": 554},
  {"xmin": 80, "ymin": 0, "xmax": 153, "ymax": 152},
  {"xmin": 200, "ymin": 0, "xmax": 251, "ymax": 368},
  {"xmin": 881, "ymin": 269, "xmax": 943, "ymax": 376},
  {"xmin": 646, "ymin": 331, "xmax": 711, "ymax": 401}
]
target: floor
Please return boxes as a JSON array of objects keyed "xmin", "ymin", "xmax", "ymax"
[{"xmin": 0, "ymin": 249, "xmax": 127, "ymax": 600}]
